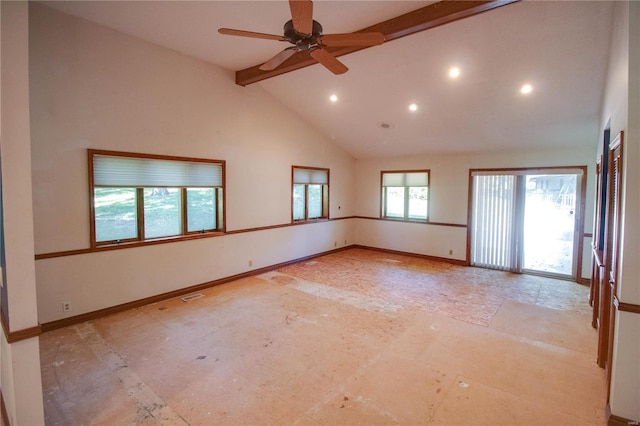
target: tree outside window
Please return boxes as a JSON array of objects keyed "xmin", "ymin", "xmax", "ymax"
[{"xmin": 90, "ymin": 150, "xmax": 224, "ymax": 246}]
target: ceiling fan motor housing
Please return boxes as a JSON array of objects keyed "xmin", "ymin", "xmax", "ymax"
[{"xmin": 284, "ymin": 19, "xmax": 323, "ymax": 48}]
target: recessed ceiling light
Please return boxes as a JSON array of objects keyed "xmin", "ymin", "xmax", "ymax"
[
  {"xmin": 449, "ymin": 67, "xmax": 460, "ymax": 79},
  {"xmin": 329, "ymin": 94, "xmax": 338, "ymax": 102},
  {"xmin": 520, "ymin": 84, "xmax": 533, "ymax": 94},
  {"xmin": 409, "ymin": 103, "xmax": 418, "ymax": 112}
]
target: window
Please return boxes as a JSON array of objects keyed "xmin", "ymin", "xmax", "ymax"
[
  {"xmin": 89, "ymin": 150, "xmax": 224, "ymax": 246},
  {"xmin": 292, "ymin": 166, "xmax": 329, "ymax": 222},
  {"xmin": 381, "ymin": 170, "xmax": 429, "ymax": 221}
]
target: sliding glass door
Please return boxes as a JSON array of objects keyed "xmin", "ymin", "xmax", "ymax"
[
  {"xmin": 523, "ymin": 174, "xmax": 577, "ymax": 275},
  {"xmin": 470, "ymin": 169, "xmax": 582, "ymax": 279}
]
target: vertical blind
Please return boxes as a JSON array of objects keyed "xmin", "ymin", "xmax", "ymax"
[
  {"xmin": 93, "ymin": 154, "xmax": 223, "ymax": 187},
  {"xmin": 471, "ymin": 174, "xmax": 519, "ymax": 271}
]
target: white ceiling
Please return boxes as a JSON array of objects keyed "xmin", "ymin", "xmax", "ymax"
[{"xmin": 41, "ymin": 0, "xmax": 614, "ymax": 159}]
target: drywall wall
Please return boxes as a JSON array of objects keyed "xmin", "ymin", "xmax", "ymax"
[
  {"xmin": 353, "ymin": 148, "xmax": 596, "ymax": 276},
  {"xmin": 600, "ymin": 1, "xmax": 640, "ymax": 422},
  {"xmin": 1, "ymin": 2, "xmax": 45, "ymax": 424},
  {"xmin": 355, "ymin": 218, "xmax": 467, "ymax": 261},
  {"xmin": 616, "ymin": 0, "xmax": 640, "ymax": 307},
  {"xmin": 1, "ymin": 0, "xmax": 39, "ymax": 332},
  {"xmin": 29, "ymin": 4, "xmax": 355, "ymax": 323},
  {"xmin": 36, "ymin": 220, "xmax": 353, "ymax": 323}
]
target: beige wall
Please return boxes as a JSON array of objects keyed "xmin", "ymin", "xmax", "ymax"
[
  {"xmin": 29, "ymin": 4, "xmax": 355, "ymax": 323},
  {"xmin": 1, "ymin": 1, "xmax": 39, "ymax": 333},
  {"xmin": 354, "ymin": 148, "xmax": 596, "ymax": 276},
  {"xmin": 1, "ymin": 1, "xmax": 45, "ymax": 424},
  {"xmin": 601, "ymin": 1, "xmax": 640, "ymax": 422}
]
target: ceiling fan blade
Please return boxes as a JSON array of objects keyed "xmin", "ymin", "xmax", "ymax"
[
  {"xmin": 259, "ymin": 48, "xmax": 298, "ymax": 71},
  {"xmin": 218, "ymin": 28, "xmax": 285, "ymax": 41},
  {"xmin": 309, "ymin": 48, "xmax": 348, "ymax": 75},
  {"xmin": 319, "ymin": 33, "xmax": 385, "ymax": 47},
  {"xmin": 289, "ymin": 0, "xmax": 313, "ymax": 35}
]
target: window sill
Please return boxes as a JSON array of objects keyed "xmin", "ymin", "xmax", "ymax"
[
  {"xmin": 381, "ymin": 217, "xmax": 429, "ymax": 223},
  {"xmin": 292, "ymin": 218, "xmax": 330, "ymax": 224},
  {"xmin": 95, "ymin": 231, "xmax": 226, "ymax": 250}
]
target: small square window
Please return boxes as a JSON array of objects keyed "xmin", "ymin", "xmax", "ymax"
[
  {"xmin": 292, "ymin": 166, "xmax": 329, "ymax": 222},
  {"xmin": 381, "ymin": 170, "xmax": 429, "ymax": 221}
]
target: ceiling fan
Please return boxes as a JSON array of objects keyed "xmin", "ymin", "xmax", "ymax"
[{"xmin": 218, "ymin": 0, "xmax": 385, "ymax": 75}]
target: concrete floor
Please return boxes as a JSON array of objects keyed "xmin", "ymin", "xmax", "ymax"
[{"xmin": 40, "ymin": 248, "xmax": 606, "ymax": 425}]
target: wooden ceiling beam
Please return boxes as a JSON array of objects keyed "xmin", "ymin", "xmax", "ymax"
[{"xmin": 235, "ymin": 0, "xmax": 519, "ymax": 86}]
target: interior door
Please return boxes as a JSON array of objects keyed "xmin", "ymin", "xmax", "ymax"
[{"xmin": 603, "ymin": 132, "xmax": 623, "ymax": 398}]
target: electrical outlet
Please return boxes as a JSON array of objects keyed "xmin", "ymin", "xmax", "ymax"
[
  {"xmin": 334, "ymin": 241, "xmax": 337, "ymax": 247},
  {"xmin": 62, "ymin": 301, "xmax": 72, "ymax": 312},
  {"xmin": 248, "ymin": 260, "xmax": 253, "ymax": 267},
  {"xmin": 449, "ymin": 249, "xmax": 453, "ymax": 256},
  {"xmin": 344, "ymin": 240, "xmax": 347, "ymax": 245}
]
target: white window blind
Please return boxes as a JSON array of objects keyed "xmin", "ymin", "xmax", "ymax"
[
  {"xmin": 293, "ymin": 168, "xmax": 328, "ymax": 184},
  {"xmin": 382, "ymin": 172, "xmax": 428, "ymax": 187},
  {"xmin": 93, "ymin": 155, "xmax": 223, "ymax": 187}
]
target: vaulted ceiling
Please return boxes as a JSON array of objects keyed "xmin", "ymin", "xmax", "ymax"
[{"xmin": 41, "ymin": 1, "xmax": 614, "ymax": 159}]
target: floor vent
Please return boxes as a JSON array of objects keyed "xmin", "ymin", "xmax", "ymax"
[{"xmin": 181, "ymin": 293, "xmax": 203, "ymax": 302}]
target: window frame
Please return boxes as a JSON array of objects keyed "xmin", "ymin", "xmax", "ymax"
[
  {"xmin": 88, "ymin": 149, "xmax": 225, "ymax": 248},
  {"xmin": 291, "ymin": 165, "xmax": 330, "ymax": 223},
  {"xmin": 380, "ymin": 169, "xmax": 430, "ymax": 222}
]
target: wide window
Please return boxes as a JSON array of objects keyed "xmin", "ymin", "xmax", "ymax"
[
  {"xmin": 89, "ymin": 150, "xmax": 224, "ymax": 246},
  {"xmin": 292, "ymin": 166, "xmax": 329, "ymax": 222},
  {"xmin": 381, "ymin": 170, "xmax": 429, "ymax": 221}
]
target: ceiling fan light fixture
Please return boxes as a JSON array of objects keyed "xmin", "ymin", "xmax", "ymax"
[
  {"xmin": 329, "ymin": 94, "xmax": 338, "ymax": 102},
  {"xmin": 449, "ymin": 67, "xmax": 461, "ymax": 79},
  {"xmin": 409, "ymin": 103, "xmax": 418, "ymax": 112}
]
